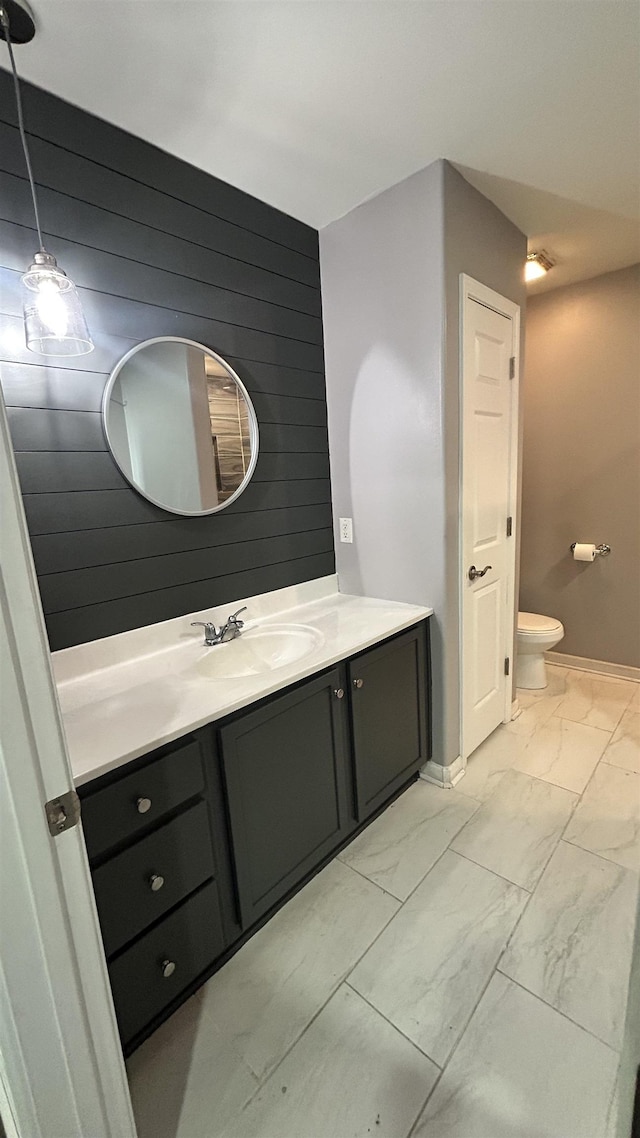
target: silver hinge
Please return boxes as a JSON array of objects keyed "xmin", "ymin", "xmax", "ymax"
[
  {"xmin": 504, "ymin": 657, "xmax": 510, "ymax": 676},
  {"xmin": 509, "ymin": 356, "xmax": 515, "ymax": 380},
  {"xmin": 506, "ymin": 516, "xmax": 513, "ymax": 537},
  {"xmin": 45, "ymin": 789, "xmax": 81, "ymax": 837}
]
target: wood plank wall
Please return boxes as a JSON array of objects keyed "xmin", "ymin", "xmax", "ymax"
[{"xmin": 0, "ymin": 71, "xmax": 334, "ymax": 650}]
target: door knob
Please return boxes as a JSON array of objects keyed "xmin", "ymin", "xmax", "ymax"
[
  {"xmin": 333, "ymin": 687, "xmax": 345, "ymax": 699},
  {"xmin": 161, "ymin": 959, "xmax": 176, "ymax": 979},
  {"xmin": 136, "ymin": 796, "xmax": 152, "ymax": 814},
  {"xmin": 149, "ymin": 873, "xmax": 165, "ymax": 892},
  {"xmin": 468, "ymin": 565, "xmax": 492, "ymax": 581},
  {"xmin": 353, "ymin": 678, "xmax": 364, "ymax": 689}
]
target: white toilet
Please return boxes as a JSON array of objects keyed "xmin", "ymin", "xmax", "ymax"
[{"xmin": 516, "ymin": 611, "xmax": 565, "ymax": 689}]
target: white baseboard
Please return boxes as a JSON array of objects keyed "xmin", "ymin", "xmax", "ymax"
[
  {"xmin": 546, "ymin": 651, "xmax": 640, "ymax": 683},
  {"xmin": 510, "ymin": 698, "xmax": 521, "ymax": 721},
  {"xmin": 419, "ymin": 756, "xmax": 466, "ymax": 789}
]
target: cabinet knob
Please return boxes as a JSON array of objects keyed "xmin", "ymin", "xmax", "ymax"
[
  {"xmin": 333, "ymin": 687, "xmax": 345, "ymax": 699},
  {"xmin": 136, "ymin": 796, "xmax": 152, "ymax": 814},
  {"xmin": 353, "ymin": 678, "xmax": 364, "ymax": 689},
  {"xmin": 161, "ymin": 959, "xmax": 176, "ymax": 979},
  {"xmin": 149, "ymin": 873, "xmax": 165, "ymax": 892}
]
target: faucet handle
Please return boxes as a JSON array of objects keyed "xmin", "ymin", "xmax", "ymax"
[
  {"xmin": 191, "ymin": 620, "xmax": 218, "ymax": 637},
  {"xmin": 228, "ymin": 607, "xmax": 247, "ymax": 626}
]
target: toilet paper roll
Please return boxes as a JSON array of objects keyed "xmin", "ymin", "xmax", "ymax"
[{"xmin": 573, "ymin": 543, "xmax": 597, "ymax": 562}]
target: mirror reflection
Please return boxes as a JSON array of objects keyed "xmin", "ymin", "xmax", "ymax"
[{"xmin": 103, "ymin": 338, "xmax": 259, "ymax": 516}]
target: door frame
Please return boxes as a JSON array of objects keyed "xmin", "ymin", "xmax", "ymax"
[
  {"xmin": 458, "ymin": 274, "xmax": 521, "ymax": 759},
  {"xmin": 0, "ymin": 388, "xmax": 136, "ymax": 1138}
]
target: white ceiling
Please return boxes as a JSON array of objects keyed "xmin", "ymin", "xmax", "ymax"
[{"xmin": 10, "ymin": 0, "xmax": 640, "ymax": 292}]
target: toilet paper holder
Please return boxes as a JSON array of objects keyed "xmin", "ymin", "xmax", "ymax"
[{"xmin": 569, "ymin": 543, "xmax": 611, "ymax": 557}]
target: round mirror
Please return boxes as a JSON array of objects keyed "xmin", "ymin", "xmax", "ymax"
[{"xmin": 103, "ymin": 337, "xmax": 259, "ymax": 516}]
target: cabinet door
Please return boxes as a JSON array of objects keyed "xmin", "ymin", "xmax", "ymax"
[
  {"xmin": 349, "ymin": 624, "xmax": 429, "ymax": 820},
  {"xmin": 220, "ymin": 668, "xmax": 350, "ymax": 927}
]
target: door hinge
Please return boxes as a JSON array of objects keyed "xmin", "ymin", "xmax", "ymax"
[
  {"xmin": 506, "ymin": 516, "xmax": 513, "ymax": 537},
  {"xmin": 504, "ymin": 657, "xmax": 510, "ymax": 676},
  {"xmin": 45, "ymin": 789, "xmax": 81, "ymax": 837},
  {"xmin": 509, "ymin": 356, "xmax": 515, "ymax": 380}
]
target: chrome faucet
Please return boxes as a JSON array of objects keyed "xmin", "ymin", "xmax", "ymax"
[{"xmin": 191, "ymin": 607, "xmax": 247, "ymax": 646}]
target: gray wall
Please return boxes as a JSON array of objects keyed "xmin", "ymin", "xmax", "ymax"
[
  {"xmin": 320, "ymin": 161, "xmax": 448, "ymax": 756},
  {"xmin": 442, "ymin": 164, "xmax": 528, "ymax": 712},
  {"xmin": 520, "ymin": 264, "xmax": 640, "ymax": 667},
  {"xmin": 0, "ymin": 70, "xmax": 334, "ymax": 650},
  {"xmin": 321, "ymin": 160, "xmax": 526, "ymax": 767}
]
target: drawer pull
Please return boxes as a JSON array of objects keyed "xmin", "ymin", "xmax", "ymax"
[
  {"xmin": 161, "ymin": 959, "xmax": 176, "ymax": 979},
  {"xmin": 149, "ymin": 873, "xmax": 165, "ymax": 893},
  {"xmin": 136, "ymin": 796, "xmax": 152, "ymax": 814},
  {"xmin": 333, "ymin": 687, "xmax": 345, "ymax": 700},
  {"xmin": 353, "ymin": 678, "xmax": 364, "ymax": 689}
]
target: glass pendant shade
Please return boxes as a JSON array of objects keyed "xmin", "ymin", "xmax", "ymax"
[{"xmin": 22, "ymin": 251, "xmax": 93, "ymax": 356}]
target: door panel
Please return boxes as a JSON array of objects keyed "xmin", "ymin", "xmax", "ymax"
[
  {"xmin": 462, "ymin": 291, "xmax": 516, "ymax": 759},
  {"xmin": 473, "ymin": 579, "xmax": 501, "ymax": 708},
  {"xmin": 474, "ymin": 411, "xmax": 505, "ymax": 548}
]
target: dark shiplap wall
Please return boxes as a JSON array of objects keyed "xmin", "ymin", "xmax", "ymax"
[{"xmin": 0, "ymin": 71, "xmax": 334, "ymax": 651}]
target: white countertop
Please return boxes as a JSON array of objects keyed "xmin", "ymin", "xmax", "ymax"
[{"xmin": 52, "ymin": 576, "xmax": 432, "ymax": 787}]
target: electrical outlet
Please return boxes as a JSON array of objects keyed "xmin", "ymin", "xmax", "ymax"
[{"xmin": 339, "ymin": 517, "xmax": 353, "ymax": 543}]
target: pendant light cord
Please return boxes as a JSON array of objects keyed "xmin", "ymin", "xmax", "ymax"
[{"xmin": 1, "ymin": 6, "xmax": 45, "ymax": 251}]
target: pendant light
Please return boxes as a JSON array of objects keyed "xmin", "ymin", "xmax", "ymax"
[{"xmin": 0, "ymin": 1, "xmax": 93, "ymax": 355}]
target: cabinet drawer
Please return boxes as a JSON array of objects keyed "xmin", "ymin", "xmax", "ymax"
[
  {"xmin": 81, "ymin": 738, "xmax": 205, "ymax": 861},
  {"xmin": 93, "ymin": 800, "xmax": 214, "ymax": 957},
  {"xmin": 109, "ymin": 880, "xmax": 224, "ymax": 1048}
]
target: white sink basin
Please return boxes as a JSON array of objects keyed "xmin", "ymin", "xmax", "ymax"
[{"xmin": 195, "ymin": 623, "xmax": 324, "ymax": 680}]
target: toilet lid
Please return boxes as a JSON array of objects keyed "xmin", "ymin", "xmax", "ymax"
[{"xmin": 518, "ymin": 611, "xmax": 563, "ymax": 633}]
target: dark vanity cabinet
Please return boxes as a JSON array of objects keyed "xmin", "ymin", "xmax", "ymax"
[
  {"xmin": 221, "ymin": 624, "xmax": 429, "ymax": 926},
  {"xmin": 79, "ymin": 619, "xmax": 430, "ymax": 1054}
]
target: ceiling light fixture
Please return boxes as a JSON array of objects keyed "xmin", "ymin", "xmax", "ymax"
[
  {"xmin": 525, "ymin": 251, "xmax": 554, "ymax": 282},
  {"xmin": 0, "ymin": 1, "xmax": 93, "ymax": 355}
]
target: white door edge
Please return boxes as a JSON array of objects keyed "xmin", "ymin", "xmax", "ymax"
[
  {"xmin": 0, "ymin": 388, "xmax": 136, "ymax": 1138},
  {"xmin": 458, "ymin": 273, "xmax": 520, "ymax": 757}
]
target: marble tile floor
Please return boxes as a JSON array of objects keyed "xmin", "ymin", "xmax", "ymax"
[{"xmin": 128, "ymin": 665, "xmax": 639, "ymax": 1138}]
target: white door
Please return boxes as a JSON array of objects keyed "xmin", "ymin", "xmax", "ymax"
[
  {"xmin": 460, "ymin": 276, "xmax": 519, "ymax": 760},
  {"xmin": 0, "ymin": 387, "xmax": 136, "ymax": 1138}
]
